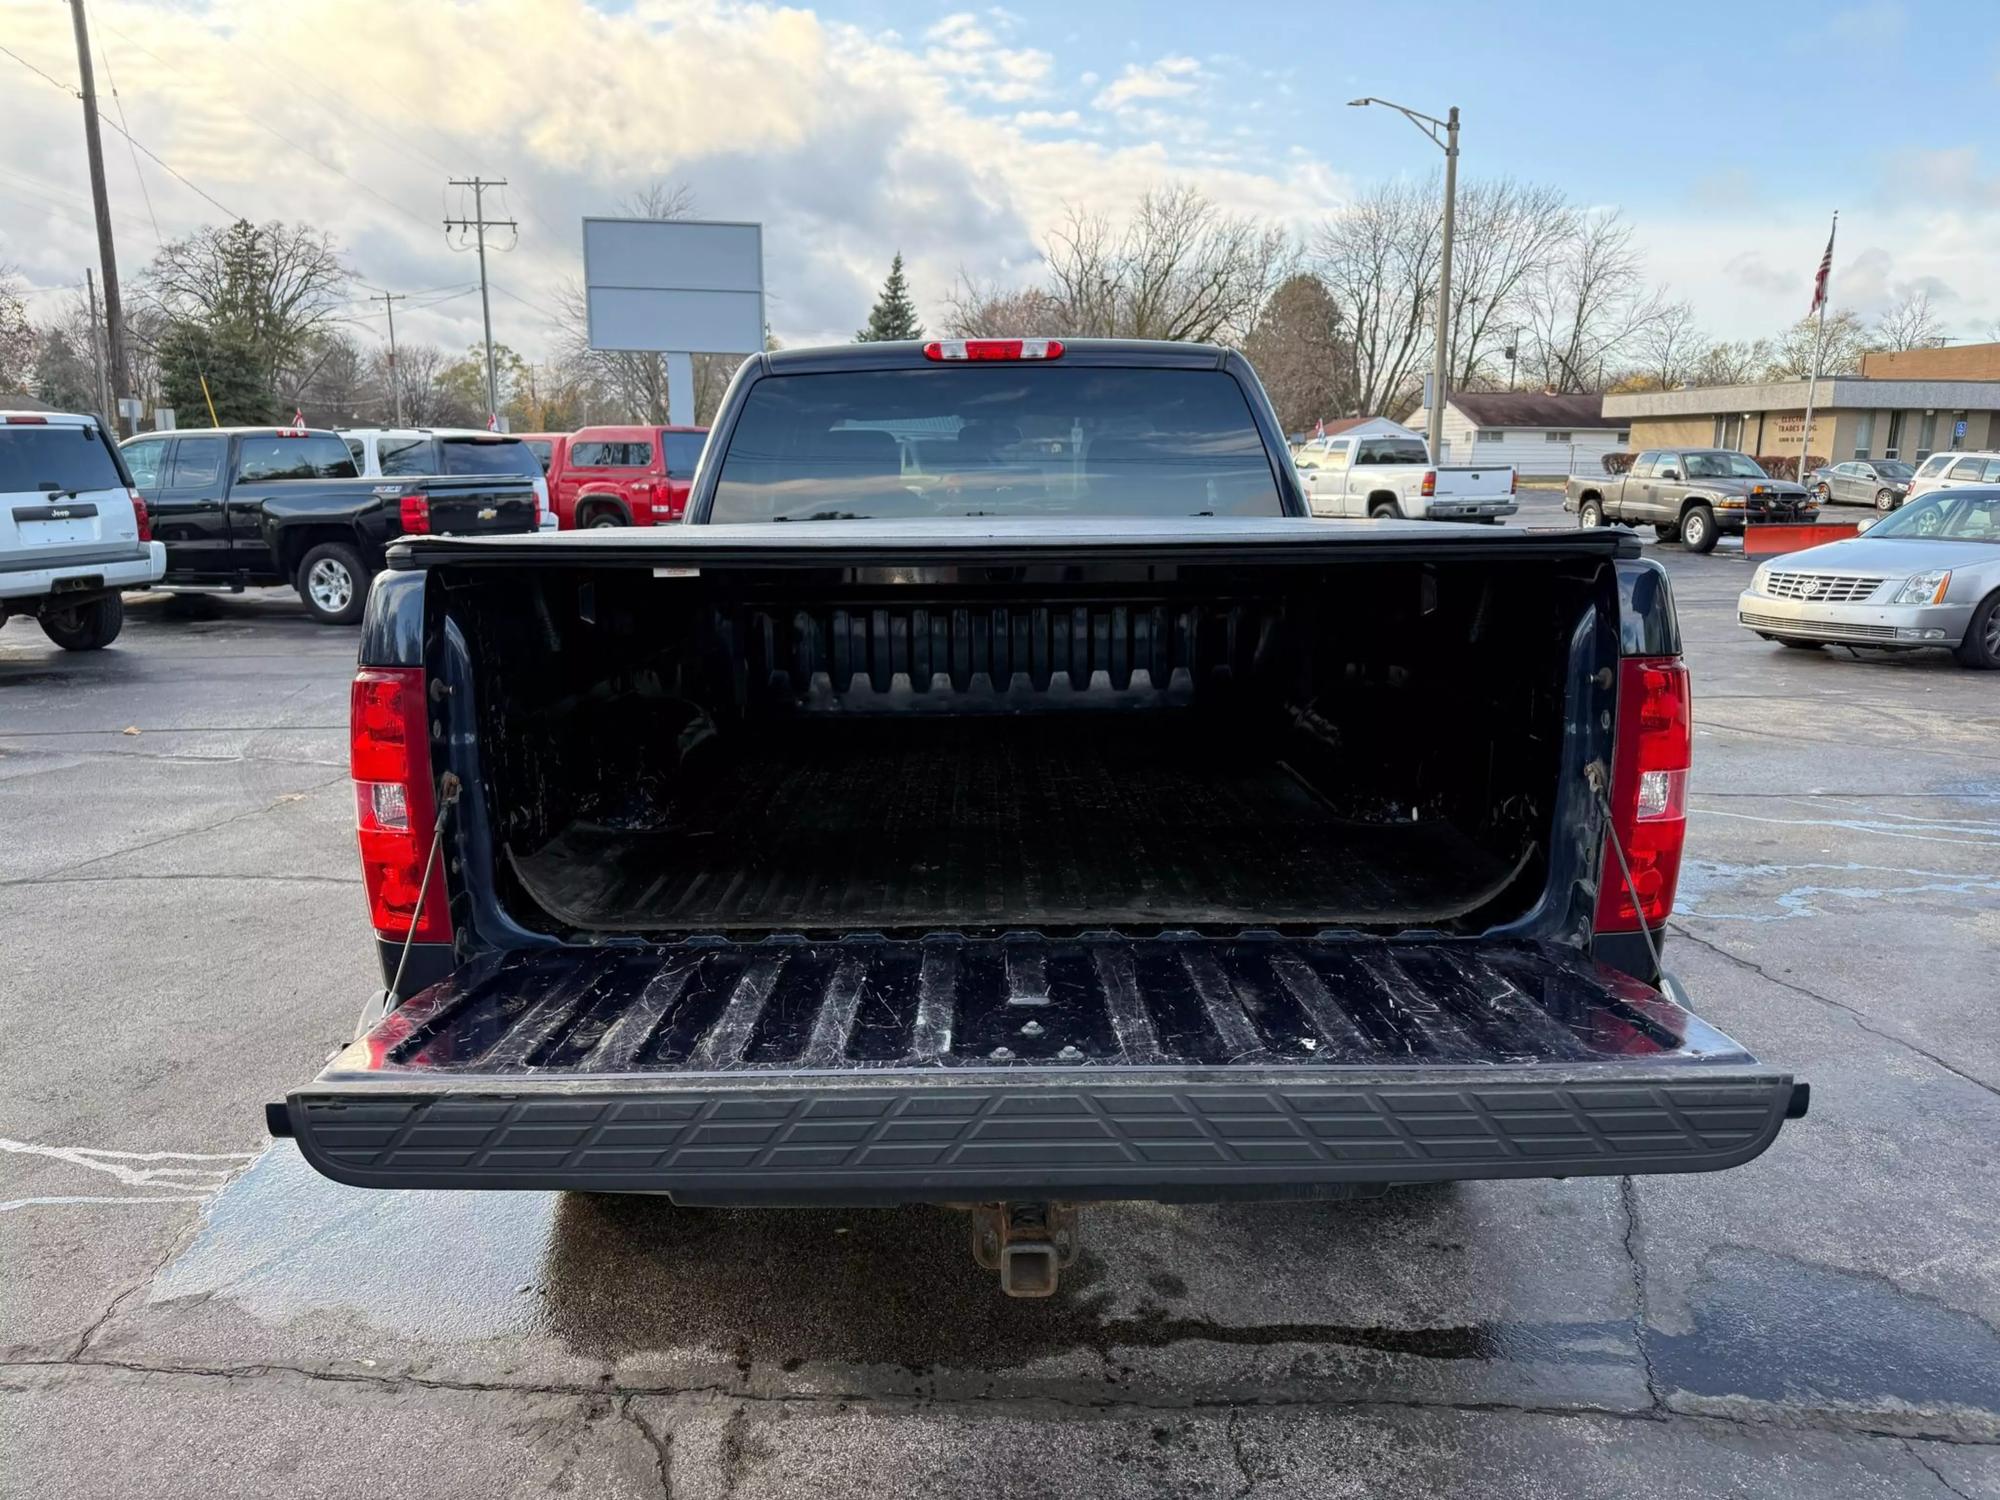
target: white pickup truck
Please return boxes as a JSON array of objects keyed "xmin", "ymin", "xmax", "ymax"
[{"xmin": 1294, "ymin": 433, "xmax": 1516, "ymax": 522}]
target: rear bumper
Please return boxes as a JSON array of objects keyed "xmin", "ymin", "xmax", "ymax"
[
  {"xmin": 276, "ymin": 1066, "xmax": 1799, "ymax": 1201},
  {"xmin": 0, "ymin": 540, "xmax": 164, "ymax": 601},
  {"xmin": 1424, "ymin": 499, "xmax": 1518, "ymax": 520}
]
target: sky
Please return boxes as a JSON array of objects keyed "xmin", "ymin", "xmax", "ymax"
[{"xmin": 3, "ymin": 0, "xmax": 1996, "ymax": 366}]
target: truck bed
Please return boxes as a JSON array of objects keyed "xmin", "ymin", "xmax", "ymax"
[
  {"xmin": 278, "ymin": 934, "xmax": 1800, "ymax": 1203},
  {"xmin": 507, "ymin": 717, "xmax": 1521, "ymax": 935}
]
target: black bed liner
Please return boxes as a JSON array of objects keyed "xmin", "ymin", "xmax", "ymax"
[
  {"xmin": 507, "ymin": 718, "xmax": 1521, "ymax": 936},
  {"xmin": 279, "ymin": 934, "xmax": 1799, "ymax": 1201}
]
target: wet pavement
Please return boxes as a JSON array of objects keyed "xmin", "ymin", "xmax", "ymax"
[{"xmin": 4, "ymin": 507, "xmax": 1998, "ymax": 1497}]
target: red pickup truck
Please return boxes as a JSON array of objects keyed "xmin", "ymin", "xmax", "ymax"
[{"xmin": 546, "ymin": 424, "xmax": 708, "ymax": 529}]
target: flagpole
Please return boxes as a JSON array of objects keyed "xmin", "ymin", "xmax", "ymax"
[{"xmin": 1799, "ymin": 210, "xmax": 1836, "ymax": 485}]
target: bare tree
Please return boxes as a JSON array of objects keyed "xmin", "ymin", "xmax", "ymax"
[
  {"xmin": 942, "ymin": 274, "xmax": 1063, "ymax": 337},
  {"xmin": 1240, "ymin": 273, "xmax": 1349, "ymax": 433},
  {"xmin": 1873, "ymin": 289, "xmax": 1946, "ymax": 352},
  {"xmin": 139, "ymin": 221, "xmax": 350, "ymax": 397},
  {"xmin": 370, "ymin": 342, "xmax": 476, "ymax": 426},
  {"xmin": 1688, "ymin": 338, "xmax": 1773, "ymax": 387},
  {"xmin": 1765, "ymin": 309, "xmax": 1873, "ymax": 379},
  {"xmin": 1629, "ymin": 299, "xmax": 1702, "ymax": 389},
  {"xmin": 1310, "ymin": 178, "xmax": 1441, "ymax": 416},
  {"xmin": 1042, "ymin": 185, "xmax": 1291, "ymax": 343},
  {"xmin": 1519, "ymin": 210, "xmax": 1668, "ymax": 392},
  {"xmin": 0, "ymin": 266, "xmax": 36, "ymax": 394},
  {"xmin": 1443, "ymin": 178, "xmax": 1575, "ymax": 388}
]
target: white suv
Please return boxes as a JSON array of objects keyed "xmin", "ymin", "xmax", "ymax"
[
  {"xmin": 1906, "ymin": 450, "xmax": 2000, "ymax": 504},
  {"xmin": 1, "ymin": 410, "xmax": 166, "ymax": 650}
]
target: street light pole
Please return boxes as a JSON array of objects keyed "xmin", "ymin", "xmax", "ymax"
[{"xmin": 1349, "ymin": 97, "xmax": 1459, "ymax": 463}]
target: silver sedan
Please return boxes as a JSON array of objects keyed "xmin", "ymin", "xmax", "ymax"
[{"xmin": 1737, "ymin": 486, "xmax": 2000, "ymax": 668}]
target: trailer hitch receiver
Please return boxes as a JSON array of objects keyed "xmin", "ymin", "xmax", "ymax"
[{"xmin": 967, "ymin": 1202, "xmax": 1080, "ymax": 1297}]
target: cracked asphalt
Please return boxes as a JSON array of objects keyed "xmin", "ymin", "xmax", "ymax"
[{"xmin": 4, "ymin": 497, "xmax": 1997, "ymax": 1498}]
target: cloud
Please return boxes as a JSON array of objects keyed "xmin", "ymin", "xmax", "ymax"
[
  {"xmin": 0, "ymin": 0, "xmax": 1344, "ymax": 355},
  {"xmin": 1092, "ymin": 56, "xmax": 1203, "ymax": 110}
]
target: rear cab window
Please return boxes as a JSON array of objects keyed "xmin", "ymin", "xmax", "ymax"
[
  {"xmin": 233, "ymin": 434, "xmax": 361, "ymax": 482},
  {"xmin": 662, "ymin": 432, "xmax": 706, "ymax": 476},
  {"xmin": 571, "ymin": 441, "xmax": 653, "ymax": 468},
  {"xmin": 709, "ymin": 366, "xmax": 1282, "ymax": 522},
  {"xmin": 3, "ymin": 420, "xmax": 129, "ymax": 496},
  {"xmin": 441, "ymin": 437, "xmax": 542, "ymax": 478},
  {"xmin": 1355, "ymin": 438, "xmax": 1429, "ymax": 466}
]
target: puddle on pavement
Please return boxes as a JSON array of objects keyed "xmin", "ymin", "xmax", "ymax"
[
  {"xmin": 152, "ymin": 1149, "xmax": 1619, "ymax": 1375},
  {"xmin": 1651, "ymin": 1248, "xmax": 2000, "ymax": 1413},
  {"xmin": 147, "ymin": 1149, "xmax": 1999, "ymax": 1417}
]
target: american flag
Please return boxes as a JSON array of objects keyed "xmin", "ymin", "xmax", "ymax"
[
  {"xmin": 1808, "ymin": 215, "xmax": 1837, "ymax": 316},
  {"xmin": 1313, "ymin": 417, "xmax": 1325, "ymax": 440}
]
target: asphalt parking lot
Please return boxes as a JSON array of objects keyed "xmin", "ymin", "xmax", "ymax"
[{"xmin": 4, "ymin": 492, "xmax": 1997, "ymax": 1498}]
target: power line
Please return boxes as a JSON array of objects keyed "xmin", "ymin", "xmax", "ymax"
[
  {"xmin": 94, "ymin": 37, "xmax": 160, "ymax": 245},
  {"xmin": 443, "ymin": 176, "xmax": 516, "ymax": 424},
  {"xmin": 0, "ymin": 41, "xmax": 244, "ymax": 222}
]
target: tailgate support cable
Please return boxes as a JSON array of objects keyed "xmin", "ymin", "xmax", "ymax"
[
  {"xmin": 1585, "ymin": 765, "xmax": 1665, "ymax": 980},
  {"xmin": 389, "ymin": 771, "xmax": 461, "ymax": 1000}
]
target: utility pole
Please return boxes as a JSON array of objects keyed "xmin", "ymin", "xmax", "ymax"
[
  {"xmin": 367, "ymin": 289, "xmax": 408, "ymax": 425},
  {"xmin": 1348, "ymin": 98, "xmax": 1458, "ymax": 460},
  {"xmin": 443, "ymin": 177, "xmax": 516, "ymax": 428},
  {"xmin": 69, "ymin": 0, "xmax": 131, "ymax": 427},
  {"xmin": 84, "ymin": 270, "xmax": 112, "ymax": 422}
]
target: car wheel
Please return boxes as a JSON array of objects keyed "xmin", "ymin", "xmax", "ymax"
[
  {"xmin": 1778, "ymin": 638, "xmax": 1824, "ymax": 651},
  {"xmin": 297, "ymin": 541, "xmax": 367, "ymax": 626},
  {"xmin": 1815, "ymin": 483, "xmax": 1832, "ymax": 503},
  {"xmin": 1653, "ymin": 522, "xmax": 1680, "ymax": 542},
  {"xmin": 1578, "ymin": 499, "xmax": 1603, "ymax": 528},
  {"xmin": 1367, "ymin": 500, "xmax": 1402, "ymax": 520},
  {"xmin": 1681, "ymin": 504, "xmax": 1718, "ymax": 554},
  {"xmin": 1954, "ymin": 592, "xmax": 2000, "ymax": 670},
  {"xmin": 38, "ymin": 595, "xmax": 124, "ymax": 651},
  {"xmin": 587, "ymin": 512, "xmax": 624, "ymax": 529},
  {"xmin": 1874, "ymin": 490, "xmax": 1897, "ymax": 511}
]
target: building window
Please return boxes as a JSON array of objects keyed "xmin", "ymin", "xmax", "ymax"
[
  {"xmin": 1916, "ymin": 412, "xmax": 1936, "ymax": 459},
  {"xmin": 1616, "ymin": 430, "xmax": 1629, "ymax": 444},
  {"xmin": 1545, "ymin": 430, "xmax": 1571, "ymax": 442},
  {"xmin": 1885, "ymin": 410, "xmax": 1903, "ymax": 459},
  {"xmin": 1477, "ymin": 429, "xmax": 1503, "ymax": 443},
  {"xmin": 1853, "ymin": 411, "xmax": 1874, "ymax": 460}
]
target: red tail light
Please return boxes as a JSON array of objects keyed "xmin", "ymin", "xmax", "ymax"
[
  {"xmin": 1421, "ymin": 470, "xmax": 1437, "ymax": 497},
  {"xmin": 923, "ymin": 338, "xmax": 1065, "ymax": 361},
  {"xmin": 1595, "ymin": 656, "xmax": 1691, "ymax": 934},
  {"xmin": 398, "ymin": 494, "xmax": 430, "ymax": 534},
  {"xmin": 351, "ymin": 667, "xmax": 451, "ymax": 943},
  {"xmin": 649, "ymin": 480, "xmax": 682, "ymax": 519},
  {"xmin": 129, "ymin": 489, "xmax": 151, "ymax": 542},
  {"xmin": 1510, "ymin": 470, "xmax": 1518, "ymax": 495}
]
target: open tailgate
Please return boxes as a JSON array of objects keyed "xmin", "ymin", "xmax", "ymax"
[{"xmin": 273, "ymin": 934, "xmax": 1801, "ymax": 1204}]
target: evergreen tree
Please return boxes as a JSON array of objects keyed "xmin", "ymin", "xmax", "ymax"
[
  {"xmin": 856, "ymin": 253, "xmax": 922, "ymax": 341},
  {"xmin": 158, "ymin": 317, "xmax": 271, "ymax": 425}
]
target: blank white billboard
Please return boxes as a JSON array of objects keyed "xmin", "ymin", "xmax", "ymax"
[{"xmin": 582, "ymin": 218, "xmax": 764, "ymax": 354}]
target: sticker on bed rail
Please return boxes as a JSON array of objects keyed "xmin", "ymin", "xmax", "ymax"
[{"xmin": 653, "ymin": 567, "xmax": 701, "ymax": 578}]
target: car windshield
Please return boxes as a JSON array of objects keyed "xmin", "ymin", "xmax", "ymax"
[
  {"xmin": 0, "ymin": 422, "xmax": 126, "ymax": 495},
  {"xmin": 709, "ymin": 366, "xmax": 1282, "ymax": 522},
  {"xmin": 1683, "ymin": 451, "xmax": 1767, "ymax": 479},
  {"xmin": 441, "ymin": 437, "xmax": 541, "ymax": 478},
  {"xmin": 1866, "ymin": 491, "xmax": 2000, "ymax": 543}
]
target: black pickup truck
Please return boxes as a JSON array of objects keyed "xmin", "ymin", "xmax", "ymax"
[
  {"xmin": 119, "ymin": 426, "xmax": 540, "ymax": 623},
  {"xmin": 269, "ymin": 339, "xmax": 1807, "ymax": 1295}
]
